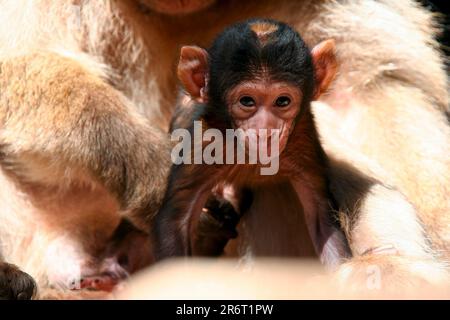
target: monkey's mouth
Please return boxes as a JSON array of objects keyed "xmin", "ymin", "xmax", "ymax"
[
  {"xmin": 139, "ymin": 0, "xmax": 216, "ymax": 15},
  {"xmin": 236, "ymin": 130, "xmax": 283, "ymax": 160},
  {"xmin": 77, "ymin": 273, "xmax": 123, "ymax": 292}
]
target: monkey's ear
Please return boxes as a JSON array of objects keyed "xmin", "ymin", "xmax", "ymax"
[
  {"xmin": 178, "ymin": 46, "xmax": 209, "ymax": 103},
  {"xmin": 311, "ymin": 39, "xmax": 338, "ymax": 100}
]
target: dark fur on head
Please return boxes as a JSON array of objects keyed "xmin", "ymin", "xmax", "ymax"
[{"xmin": 207, "ymin": 18, "xmax": 315, "ymax": 120}]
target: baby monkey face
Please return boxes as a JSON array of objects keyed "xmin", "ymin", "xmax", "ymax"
[{"xmin": 227, "ymin": 80, "xmax": 302, "ymax": 154}]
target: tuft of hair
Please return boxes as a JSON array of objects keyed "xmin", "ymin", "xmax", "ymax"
[{"xmin": 249, "ymin": 21, "xmax": 279, "ymax": 45}]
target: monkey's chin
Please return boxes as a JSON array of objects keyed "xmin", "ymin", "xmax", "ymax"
[{"xmin": 139, "ymin": 0, "xmax": 216, "ymax": 15}]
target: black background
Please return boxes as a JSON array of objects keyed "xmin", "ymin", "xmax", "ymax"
[
  {"xmin": 0, "ymin": 300, "xmax": 448, "ymax": 319},
  {"xmin": 423, "ymin": 0, "xmax": 450, "ymax": 50}
]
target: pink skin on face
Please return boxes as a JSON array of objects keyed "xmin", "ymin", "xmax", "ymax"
[{"xmin": 227, "ymin": 80, "xmax": 302, "ymax": 155}]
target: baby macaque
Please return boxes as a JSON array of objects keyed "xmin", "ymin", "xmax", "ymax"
[{"xmin": 153, "ymin": 19, "xmax": 349, "ymax": 265}]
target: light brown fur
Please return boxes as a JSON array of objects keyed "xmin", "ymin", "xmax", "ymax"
[
  {"xmin": 0, "ymin": 0, "xmax": 449, "ymax": 297},
  {"xmin": 249, "ymin": 21, "xmax": 279, "ymax": 44}
]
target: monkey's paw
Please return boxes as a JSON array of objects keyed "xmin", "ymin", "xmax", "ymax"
[
  {"xmin": 333, "ymin": 254, "xmax": 450, "ymax": 297},
  {"xmin": 192, "ymin": 197, "xmax": 241, "ymax": 256},
  {"xmin": 0, "ymin": 263, "xmax": 37, "ymax": 300}
]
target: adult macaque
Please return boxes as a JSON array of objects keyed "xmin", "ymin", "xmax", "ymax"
[
  {"xmin": 0, "ymin": 0, "xmax": 242, "ymax": 299},
  {"xmin": 0, "ymin": 0, "xmax": 448, "ymax": 298},
  {"xmin": 154, "ymin": 19, "xmax": 349, "ymax": 266}
]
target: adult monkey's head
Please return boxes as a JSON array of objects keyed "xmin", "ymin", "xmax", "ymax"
[{"xmin": 139, "ymin": 0, "xmax": 216, "ymax": 15}]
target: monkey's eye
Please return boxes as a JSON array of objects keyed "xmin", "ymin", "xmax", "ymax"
[
  {"xmin": 239, "ymin": 96, "xmax": 256, "ymax": 107},
  {"xmin": 275, "ymin": 96, "xmax": 291, "ymax": 107}
]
